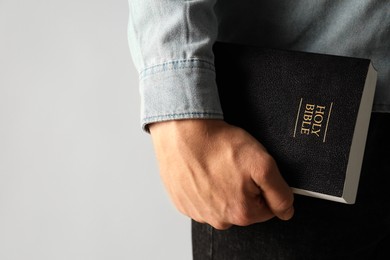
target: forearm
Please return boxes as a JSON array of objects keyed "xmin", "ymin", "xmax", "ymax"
[{"xmin": 127, "ymin": 1, "xmax": 294, "ymax": 229}]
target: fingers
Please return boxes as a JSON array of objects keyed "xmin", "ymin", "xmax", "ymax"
[
  {"xmin": 251, "ymin": 154, "xmax": 295, "ymax": 221},
  {"xmin": 150, "ymin": 119, "xmax": 294, "ymax": 230},
  {"xmin": 229, "ymin": 198, "xmax": 275, "ymax": 227},
  {"xmin": 197, "ymin": 196, "xmax": 276, "ymax": 230},
  {"xmin": 193, "ymin": 182, "xmax": 276, "ymax": 230}
]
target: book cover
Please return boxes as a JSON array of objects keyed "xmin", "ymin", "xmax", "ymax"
[{"xmin": 213, "ymin": 41, "xmax": 377, "ymax": 204}]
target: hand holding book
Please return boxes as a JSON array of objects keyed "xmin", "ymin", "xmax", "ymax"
[
  {"xmin": 149, "ymin": 119, "xmax": 294, "ymax": 229},
  {"xmin": 214, "ymin": 41, "xmax": 377, "ymax": 204}
]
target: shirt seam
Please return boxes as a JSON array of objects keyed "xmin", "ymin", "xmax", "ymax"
[
  {"xmin": 143, "ymin": 111, "xmax": 223, "ymax": 121},
  {"xmin": 140, "ymin": 58, "xmax": 215, "ymax": 79}
]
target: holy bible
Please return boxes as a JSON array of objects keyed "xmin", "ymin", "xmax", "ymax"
[{"xmin": 213, "ymin": 41, "xmax": 377, "ymax": 204}]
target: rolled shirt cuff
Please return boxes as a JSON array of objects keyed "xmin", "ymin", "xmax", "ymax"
[{"xmin": 139, "ymin": 59, "xmax": 224, "ymax": 132}]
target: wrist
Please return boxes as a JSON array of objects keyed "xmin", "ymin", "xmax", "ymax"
[{"xmin": 149, "ymin": 119, "xmax": 226, "ymax": 136}]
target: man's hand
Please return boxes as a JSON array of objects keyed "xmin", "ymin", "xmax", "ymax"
[{"xmin": 149, "ymin": 119, "xmax": 294, "ymax": 230}]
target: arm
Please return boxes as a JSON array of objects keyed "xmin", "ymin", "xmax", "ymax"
[
  {"xmin": 128, "ymin": 0, "xmax": 223, "ymax": 129},
  {"xmin": 128, "ymin": 0, "xmax": 294, "ymax": 229}
]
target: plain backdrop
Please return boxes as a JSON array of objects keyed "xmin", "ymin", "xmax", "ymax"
[{"xmin": 0, "ymin": 0, "xmax": 191, "ymax": 259}]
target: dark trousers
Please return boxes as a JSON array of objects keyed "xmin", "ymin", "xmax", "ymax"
[{"xmin": 192, "ymin": 113, "xmax": 390, "ymax": 260}]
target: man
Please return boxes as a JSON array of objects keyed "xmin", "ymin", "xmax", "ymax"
[{"xmin": 128, "ymin": 0, "xmax": 390, "ymax": 258}]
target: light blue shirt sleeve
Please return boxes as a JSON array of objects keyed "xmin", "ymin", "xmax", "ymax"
[
  {"xmin": 128, "ymin": 0, "xmax": 390, "ymax": 133},
  {"xmin": 128, "ymin": 0, "xmax": 223, "ymax": 131}
]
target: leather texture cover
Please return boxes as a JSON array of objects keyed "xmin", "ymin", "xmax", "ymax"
[{"xmin": 213, "ymin": 41, "xmax": 372, "ymax": 199}]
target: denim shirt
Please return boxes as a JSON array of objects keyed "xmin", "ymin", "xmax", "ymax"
[{"xmin": 128, "ymin": 0, "xmax": 390, "ymax": 131}]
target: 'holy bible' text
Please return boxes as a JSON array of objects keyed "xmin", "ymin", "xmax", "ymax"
[{"xmin": 294, "ymin": 98, "xmax": 333, "ymax": 142}]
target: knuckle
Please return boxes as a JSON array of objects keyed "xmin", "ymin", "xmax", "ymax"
[
  {"xmin": 188, "ymin": 211, "xmax": 205, "ymax": 224},
  {"xmin": 175, "ymin": 204, "xmax": 189, "ymax": 217},
  {"xmin": 210, "ymin": 221, "xmax": 232, "ymax": 230},
  {"xmin": 230, "ymin": 207, "xmax": 253, "ymax": 226},
  {"xmin": 254, "ymin": 156, "xmax": 276, "ymax": 182}
]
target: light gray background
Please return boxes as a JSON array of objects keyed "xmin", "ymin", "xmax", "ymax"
[{"xmin": 0, "ymin": 0, "xmax": 191, "ymax": 259}]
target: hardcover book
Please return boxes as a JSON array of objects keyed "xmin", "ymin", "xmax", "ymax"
[{"xmin": 213, "ymin": 41, "xmax": 377, "ymax": 204}]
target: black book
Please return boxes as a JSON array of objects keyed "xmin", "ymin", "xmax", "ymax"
[{"xmin": 213, "ymin": 41, "xmax": 377, "ymax": 204}]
